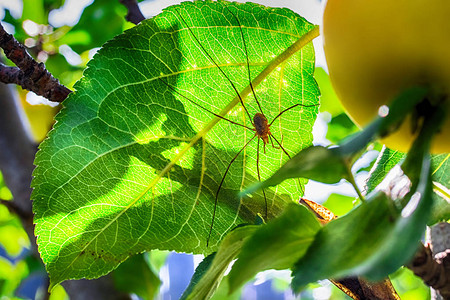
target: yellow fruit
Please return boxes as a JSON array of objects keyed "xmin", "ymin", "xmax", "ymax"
[{"xmin": 323, "ymin": 0, "xmax": 450, "ymax": 153}]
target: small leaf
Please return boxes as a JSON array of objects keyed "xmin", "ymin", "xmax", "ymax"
[
  {"xmin": 322, "ymin": 193, "xmax": 355, "ymax": 217},
  {"xmin": 315, "ymin": 67, "xmax": 343, "ymax": 117},
  {"xmin": 228, "ymin": 203, "xmax": 321, "ymax": 292},
  {"xmin": 243, "ymin": 146, "xmax": 351, "ymax": 194},
  {"xmin": 365, "ymin": 146, "xmax": 404, "ymax": 194},
  {"xmin": 112, "ymin": 253, "xmax": 161, "ymax": 300},
  {"xmin": 183, "ymin": 226, "xmax": 258, "ymax": 300},
  {"xmin": 181, "ymin": 253, "xmax": 216, "ymax": 300},
  {"xmin": 57, "ymin": 0, "xmax": 126, "ymax": 53},
  {"xmin": 326, "ymin": 113, "xmax": 359, "ymax": 144},
  {"xmin": 430, "ymin": 153, "xmax": 450, "ymax": 223}
]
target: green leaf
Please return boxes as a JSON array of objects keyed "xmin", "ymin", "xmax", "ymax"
[
  {"xmin": 314, "ymin": 67, "xmax": 343, "ymax": 116},
  {"xmin": 0, "ymin": 198, "xmax": 30, "ymax": 256},
  {"xmin": 326, "ymin": 113, "xmax": 359, "ymax": 145},
  {"xmin": 244, "ymin": 146, "xmax": 351, "ymax": 194},
  {"xmin": 228, "ymin": 203, "xmax": 321, "ymax": 292},
  {"xmin": 181, "ymin": 253, "xmax": 216, "ymax": 300},
  {"xmin": 322, "ymin": 193, "xmax": 355, "ymax": 216},
  {"xmin": 112, "ymin": 253, "xmax": 160, "ymax": 300},
  {"xmin": 390, "ymin": 268, "xmax": 430, "ymax": 300},
  {"xmin": 431, "ymin": 153, "xmax": 450, "ymax": 223},
  {"xmin": 57, "ymin": 0, "xmax": 127, "ymax": 53},
  {"xmin": 31, "ymin": 1, "xmax": 319, "ymax": 287},
  {"xmin": 0, "ymin": 257, "xmax": 28, "ymax": 297},
  {"xmin": 183, "ymin": 226, "xmax": 258, "ymax": 300},
  {"xmin": 365, "ymin": 147, "xmax": 404, "ymax": 194},
  {"xmin": 432, "ymin": 153, "xmax": 450, "ymax": 186}
]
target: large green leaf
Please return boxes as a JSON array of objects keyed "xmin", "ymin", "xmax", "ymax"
[{"xmin": 32, "ymin": 1, "xmax": 319, "ymax": 287}]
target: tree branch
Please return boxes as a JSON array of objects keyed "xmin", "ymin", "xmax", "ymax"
[
  {"xmin": 0, "ymin": 22, "xmax": 71, "ymax": 102},
  {"xmin": 407, "ymin": 242, "xmax": 450, "ymax": 299},
  {"xmin": 119, "ymin": 0, "xmax": 145, "ymax": 25}
]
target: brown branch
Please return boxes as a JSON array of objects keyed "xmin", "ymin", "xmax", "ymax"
[
  {"xmin": 0, "ymin": 22, "xmax": 71, "ymax": 102},
  {"xmin": 408, "ymin": 243, "xmax": 450, "ymax": 299},
  {"xmin": 119, "ymin": 0, "xmax": 145, "ymax": 25}
]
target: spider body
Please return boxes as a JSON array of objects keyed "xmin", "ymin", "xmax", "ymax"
[{"xmin": 253, "ymin": 112, "xmax": 270, "ymax": 145}]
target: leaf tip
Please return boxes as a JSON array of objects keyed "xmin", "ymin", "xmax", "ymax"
[{"xmin": 239, "ymin": 182, "xmax": 263, "ymax": 197}]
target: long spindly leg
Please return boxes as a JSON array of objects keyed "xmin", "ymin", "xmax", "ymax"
[
  {"xmin": 270, "ymin": 134, "xmax": 291, "ymax": 159},
  {"xmin": 268, "ymin": 134, "xmax": 281, "ymax": 150},
  {"xmin": 174, "ymin": 8, "xmax": 253, "ymax": 123},
  {"xmin": 207, "ymin": 134, "xmax": 257, "ymax": 246},
  {"xmin": 158, "ymin": 77, "xmax": 254, "ymax": 131},
  {"xmin": 269, "ymin": 102, "xmax": 319, "ymax": 127},
  {"xmin": 256, "ymin": 137, "xmax": 268, "ymax": 218},
  {"xmin": 225, "ymin": 6, "xmax": 265, "ymax": 116}
]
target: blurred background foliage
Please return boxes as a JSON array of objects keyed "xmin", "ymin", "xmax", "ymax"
[{"xmin": 0, "ymin": 0, "xmax": 430, "ymax": 299}]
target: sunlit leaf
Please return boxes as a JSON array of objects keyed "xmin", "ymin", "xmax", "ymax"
[
  {"xmin": 322, "ymin": 193, "xmax": 355, "ymax": 217},
  {"xmin": 431, "ymin": 153, "xmax": 450, "ymax": 223},
  {"xmin": 0, "ymin": 257, "xmax": 29, "ymax": 297},
  {"xmin": 365, "ymin": 146, "xmax": 404, "ymax": 194},
  {"xmin": 326, "ymin": 113, "xmax": 359, "ymax": 145},
  {"xmin": 32, "ymin": 1, "xmax": 319, "ymax": 287}
]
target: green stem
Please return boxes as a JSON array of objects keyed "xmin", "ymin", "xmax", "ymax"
[{"xmin": 347, "ymin": 168, "xmax": 365, "ymax": 202}]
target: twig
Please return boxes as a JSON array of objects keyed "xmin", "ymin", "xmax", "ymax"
[
  {"xmin": 407, "ymin": 243, "xmax": 450, "ymax": 299},
  {"xmin": 119, "ymin": 0, "xmax": 145, "ymax": 25},
  {"xmin": 0, "ymin": 22, "xmax": 71, "ymax": 102}
]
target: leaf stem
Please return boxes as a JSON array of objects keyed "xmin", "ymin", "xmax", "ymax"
[
  {"xmin": 343, "ymin": 157, "xmax": 365, "ymax": 202},
  {"xmin": 347, "ymin": 173, "xmax": 365, "ymax": 203}
]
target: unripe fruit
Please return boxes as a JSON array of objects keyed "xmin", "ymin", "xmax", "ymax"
[{"xmin": 323, "ymin": 0, "xmax": 450, "ymax": 153}]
